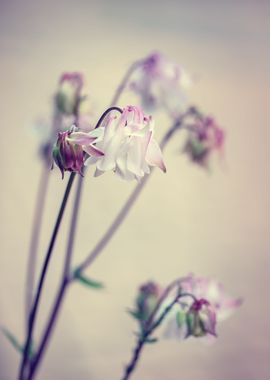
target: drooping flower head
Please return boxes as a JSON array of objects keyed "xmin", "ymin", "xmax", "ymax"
[
  {"xmin": 52, "ymin": 126, "xmax": 103, "ymax": 178},
  {"xmin": 179, "ymin": 274, "xmax": 242, "ymax": 321},
  {"xmin": 167, "ymin": 274, "xmax": 242, "ymax": 341},
  {"xmin": 130, "ymin": 52, "xmax": 192, "ymax": 118},
  {"xmin": 128, "ymin": 275, "xmax": 241, "ymax": 342},
  {"xmin": 184, "ymin": 298, "xmax": 217, "ymax": 338},
  {"xmin": 85, "ymin": 105, "xmax": 166, "ymax": 181},
  {"xmin": 183, "ymin": 116, "xmax": 225, "ymax": 168},
  {"xmin": 55, "ymin": 72, "xmax": 84, "ymax": 115}
]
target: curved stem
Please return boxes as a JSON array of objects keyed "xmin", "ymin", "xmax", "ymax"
[
  {"xmin": 25, "ymin": 164, "xmax": 50, "ymax": 330},
  {"xmin": 18, "ymin": 172, "xmax": 76, "ymax": 380},
  {"xmin": 95, "ymin": 106, "xmax": 123, "ymax": 129},
  {"xmin": 110, "ymin": 60, "xmax": 142, "ymax": 106}
]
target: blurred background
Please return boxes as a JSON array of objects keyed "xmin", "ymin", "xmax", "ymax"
[{"xmin": 1, "ymin": 0, "xmax": 270, "ymax": 379}]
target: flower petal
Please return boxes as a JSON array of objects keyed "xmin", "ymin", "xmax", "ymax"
[{"xmin": 146, "ymin": 138, "xmax": 166, "ymax": 172}]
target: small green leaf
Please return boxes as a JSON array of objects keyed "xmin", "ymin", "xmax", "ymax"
[
  {"xmin": 176, "ymin": 310, "xmax": 187, "ymax": 328},
  {"xmin": 145, "ymin": 337, "xmax": 158, "ymax": 344},
  {"xmin": 74, "ymin": 270, "xmax": 104, "ymax": 289},
  {"xmin": 127, "ymin": 309, "xmax": 142, "ymax": 320},
  {"xmin": 1, "ymin": 327, "xmax": 22, "ymax": 354},
  {"xmin": 1, "ymin": 327, "xmax": 34, "ymax": 358}
]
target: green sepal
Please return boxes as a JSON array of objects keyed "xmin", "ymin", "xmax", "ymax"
[
  {"xmin": 127, "ymin": 309, "xmax": 142, "ymax": 321},
  {"xmin": 144, "ymin": 337, "xmax": 158, "ymax": 344},
  {"xmin": 1, "ymin": 327, "xmax": 34, "ymax": 358},
  {"xmin": 74, "ymin": 270, "xmax": 104, "ymax": 289}
]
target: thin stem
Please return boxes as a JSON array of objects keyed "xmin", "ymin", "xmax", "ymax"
[
  {"xmin": 122, "ymin": 294, "xmax": 180, "ymax": 380},
  {"xmin": 25, "ymin": 164, "xmax": 50, "ymax": 330},
  {"xmin": 26, "ymin": 106, "xmax": 122, "ymax": 379},
  {"xmin": 27, "ymin": 173, "xmax": 85, "ymax": 379},
  {"xmin": 18, "ymin": 172, "xmax": 76, "ymax": 380},
  {"xmin": 28, "ymin": 280, "xmax": 68, "ymax": 380},
  {"xmin": 25, "ymin": 111, "xmax": 62, "ymax": 330},
  {"xmin": 110, "ymin": 60, "xmax": 143, "ymax": 106},
  {"xmin": 95, "ymin": 106, "xmax": 123, "ymax": 129}
]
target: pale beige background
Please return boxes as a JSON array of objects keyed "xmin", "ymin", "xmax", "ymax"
[{"xmin": 1, "ymin": 0, "xmax": 270, "ymax": 379}]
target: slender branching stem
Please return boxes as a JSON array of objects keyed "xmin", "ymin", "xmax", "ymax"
[
  {"xmin": 27, "ymin": 173, "xmax": 85, "ymax": 379},
  {"xmin": 25, "ymin": 164, "xmax": 50, "ymax": 330},
  {"xmin": 122, "ymin": 288, "xmax": 198, "ymax": 380},
  {"xmin": 122, "ymin": 294, "xmax": 180, "ymax": 380},
  {"xmin": 110, "ymin": 60, "xmax": 143, "ymax": 106},
  {"xmin": 18, "ymin": 172, "xmax": 76, "ymax": 380},
  {"xmin": 24, "ymin": 107, "xmax": 123, "ymax": 379},
  {"xmin": 25, "ymin": 111, "xmax": 62, "ymax": 330}
]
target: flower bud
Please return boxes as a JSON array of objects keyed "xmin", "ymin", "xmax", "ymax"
[
  {"xmin": 53, "ymin": 130, "xmax": 84, "ymax": 178},
  {"xmin": 55, "ymin": 72, "xmax": 84, "ymax": 115},
  {"xmin": 184, "ymin": 116, "xmax": 225, "ymax": 168}
]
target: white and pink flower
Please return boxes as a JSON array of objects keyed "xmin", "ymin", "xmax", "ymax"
[{"xmin": 85, "ymin": 105, "xmax": 166, "ymax": 181}]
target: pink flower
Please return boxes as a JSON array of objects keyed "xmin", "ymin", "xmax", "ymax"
[
  {"xmin": 55, "ymin": 72, "xmax": 84, "ymax": 115},
  {"xmin": 130, "ymin": 52, "xmax": 191, "ymax": 118},
  {"xmin": 183, "ymin": 116, "xmax": 225, "ymax": 168},
  {"xmin": 85, "ymin": 106, "xmax": 166, "ymax": 181},
  {"xmin": 165, "ymin": 274, "xmax": 241, "ymax": 341},
  {"xmin": 179, "ymin": 274, "xmax": 242, "ymax": 321},
  {"xmin": 185, "ymin": 298, "xmax": 217, "ymax": 338},
  {"xmin": 52, "ymin": 127, "xmax": 103, "ymax": 178}
]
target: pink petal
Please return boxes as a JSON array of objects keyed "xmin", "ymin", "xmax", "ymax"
[
  {"xmin": 83, "ymin": 144, "xmax": 104, "ymax": 157},
  {"xmin": 69, "ymin": 132, "xmax": 96, "ymax": 145}
]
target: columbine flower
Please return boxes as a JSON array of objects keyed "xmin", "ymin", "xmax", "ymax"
[
  {"xmin": 183, "ymin": 116, "xmax": 225, "ymax": 168},
  {"xmin": 179, "ymin": 274, "xmax": 242, "ymax": 321},
  {"xmin": 85, "ymin": 105, "xmax": 166, "ymax": 181},
  {"xmin": 165, "ymin": 274, "xmax": 241, "ymax": 341},
  {"xmin": 129, "ymin": 281, "xmax": 162, "ymax": 330},
  {"xmin": 55, "ymin": 72, "xmax": 84, "ymax": 115},
  {"xmin": 185, "ymin": 298, "xmax": 216, "ymax": 338},
  {"xmin": 52, "ymin": 127, "xmax": 103, "ymax": 178},
  {"xmin": 130, "ymin": 52, "xmax": 191, "ymax": 118}
]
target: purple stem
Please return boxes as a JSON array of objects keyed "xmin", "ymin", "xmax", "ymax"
[
  {"xmin": 25, "ymin": 164, "xmax": 50, "ymax": 330},
  {"xmin": 27, "ymin": 173, "xmax": 84, "ymax": 380},
  {"xmin": 26, "ymin": 107, "xmax": 123, "ymax": 379},
  {"xmin": 25, "ymin": 111, "xmax": 62, "ymax": 330},
  {"xmin": 18, "ymin": 172, "xmax": 76, "ymax": 380}
]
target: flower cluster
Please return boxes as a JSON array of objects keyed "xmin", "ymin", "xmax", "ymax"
[
  {"xmin": 53, "ymin": 106, "xmax": 166, "ymax": 181},
  {"xmin": 130, "ymin": 51, "xmax": 192, "ymax": 118},
  {"xmin": 130, "ymin": 274, "xmax": 241, "ymax": 341},
  {"xmin": 183, "ymin": 115, "xmax": 225, "ymax": 168}
]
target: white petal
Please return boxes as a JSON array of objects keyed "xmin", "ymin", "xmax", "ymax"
[{"xmin": 146, "ymin": 138, "xmax": 166, "ymax": 172}]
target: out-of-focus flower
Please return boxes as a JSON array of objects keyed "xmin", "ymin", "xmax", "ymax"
[
  {"xmin": 183, "ymin": 116, "xmax": 225, "ymax": 168},
  {"xmin": 179, "ymin": 274, "xmax": 242, "ymax": 321},
  {"xmin": 85, "ymin": 105, "xmax": 166, "ymax": 181},
  {"xmin": 130, "ymin": 52, "xmax": 192, "ymax": 118},
  {"xmin": 184, "ymin": 298, "xmax": 216, "ymax": 338},
  {"xmin": 55, "ymin": 72, "xmax": 84, "ymax": 115},
  {"xmin": 129, "ymin": 281, "xmax": 163, "ymax": 330},
  {"xmin": 52, "ymin": 127, "xmax": 103, "ymax": 178},
  {"xmin": 165, "ymin": 274, "xmax": 242, "ymax": 341}
]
